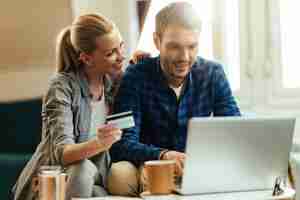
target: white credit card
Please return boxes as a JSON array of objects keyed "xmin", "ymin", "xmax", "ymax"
[{"xmin": 106, "ymin": 111, "xmax": 135, "ymax": 130}]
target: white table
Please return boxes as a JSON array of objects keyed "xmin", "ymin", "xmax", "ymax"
[
  {"xmin": 141, "ymin": 188, "xmax": 295, "ymax": 200},
  {"xmin": 73, "ymin": 188, "xmax": 295, "ymax": 200}
]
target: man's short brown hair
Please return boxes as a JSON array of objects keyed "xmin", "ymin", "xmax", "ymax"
[{"xmin": 155, "ymin": 2, "xmax": 202, "ymax": 36}]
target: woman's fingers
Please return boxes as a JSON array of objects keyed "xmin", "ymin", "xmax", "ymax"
[
  {"xmin": 102, "ymin": 130, "xmax": 122, "ymax": 141},
  {"xmin": 96, "ymin": 124, "xmax": 122, "ymax": 148},
  {"xmin": 97, "ymin": 124, "xmax": 115, "ymax": 131},
  {"xmin": 113, "ymin": 129, "xmax": 122, "ymax": 141}
]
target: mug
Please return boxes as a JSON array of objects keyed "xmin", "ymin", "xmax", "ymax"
[
  {"xmin": 38, "ymin": 166, "xmax": 67, "ymax": 200},
  {"xmin": 144, "ymin": 160, "xmax": 176, "ymax": 195}
]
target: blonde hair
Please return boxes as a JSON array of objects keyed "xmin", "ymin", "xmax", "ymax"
[
  {"xmin": 56, "ymin": 13, "xmax": 115, "ymax": 73},
  {"xmin": 155, "ymin": 2, "xmax": 201, "ymax": 37}
]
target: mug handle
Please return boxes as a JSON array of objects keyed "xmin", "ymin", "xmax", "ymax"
[{"xmin": 60, "ymin": 173, "xmax": 68, "ymax": 200}]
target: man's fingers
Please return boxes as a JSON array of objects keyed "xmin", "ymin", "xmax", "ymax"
[
  {"xmin": 178, "ymin": 153, "xmax": 186, "ymax": 159},
  {"xmin": 177, "ymin": 158, "xmax": 184, "ymax": 169},
  {"xmin": 175, "ymin": 160, "xmax": 183, "ymax": 177}
]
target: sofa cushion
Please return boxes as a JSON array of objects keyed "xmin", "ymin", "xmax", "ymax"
[
  {"xmin": 0, "ymin": 98, "xmax": 42, "ymax": 153},
  {"xmin": 0, "ymin": 153, "xmax": 32, "ymax": 199}
]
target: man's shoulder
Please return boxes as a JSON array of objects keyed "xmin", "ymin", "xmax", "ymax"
[
  {"xmin": 192, "ymin": 57, "xmax": 225, "ymax": 78},
  {"xmin": 194, "ymin": 57, "xmax": 223, "ymax": 71},
  {"xmin": 124, "ymin": 57, "xmax": 159, "ymax": 79}
]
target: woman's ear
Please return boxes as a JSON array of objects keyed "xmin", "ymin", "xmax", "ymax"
[{"xmin": 79, "ymin": 52, "xmax": 93, "ymax": 67}]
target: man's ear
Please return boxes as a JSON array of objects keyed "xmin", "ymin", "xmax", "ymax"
[{"xmin": 153, "ymin": 32, "xmax": 161, "ymax": 51}]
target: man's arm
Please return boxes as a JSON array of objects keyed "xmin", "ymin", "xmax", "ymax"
[
  {"xmin": 110, "ymin": 65, "xmax": 164, "ymax": 166},
  {"xmin": 212, "ymin": 64, "xmax": 241, "ymax": 116}
]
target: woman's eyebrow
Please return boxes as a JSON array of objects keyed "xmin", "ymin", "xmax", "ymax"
[{"xmin": 103, "ymin": 41, "xmax": 124, "ymax": 54}]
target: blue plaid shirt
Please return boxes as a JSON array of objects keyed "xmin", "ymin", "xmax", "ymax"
[{"xmin": 110, "ymin": 56, "xmax": 240, "ymax": 166}]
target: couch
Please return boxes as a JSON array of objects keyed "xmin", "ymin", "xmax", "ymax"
[{"xmin": 0, "ymin": 98, "xmax": 42, "ymax": 199}]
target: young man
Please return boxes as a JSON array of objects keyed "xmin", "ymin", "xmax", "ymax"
[{"xmin": 108, "ymin": 2, "xmax": 241, "ymax": 195}]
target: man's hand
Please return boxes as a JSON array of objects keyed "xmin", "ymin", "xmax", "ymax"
[{"xmin": 161, "ymin": 150, "xmax": 186, "ymax": 177}]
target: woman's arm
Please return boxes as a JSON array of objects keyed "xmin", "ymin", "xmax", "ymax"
[
  {"xmin": 44, "ymin": 76, "xmax": 121, "ymax": 166},
  {"xmin": 62, "ymin": 139, "xmax": 104, "ymax": 165},
  {"xmin": 62, "ymin": 125, "xmax": 121, "ymax": 165}
]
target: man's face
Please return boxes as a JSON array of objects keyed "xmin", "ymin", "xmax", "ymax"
[{"xmin": 154, "ymin": 25, "xmax": 199, "ymax": 83}]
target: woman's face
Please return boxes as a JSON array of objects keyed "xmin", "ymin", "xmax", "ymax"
[{"xmin": 85, "ymin": 29, "xmax": 125, "ymax": 78}]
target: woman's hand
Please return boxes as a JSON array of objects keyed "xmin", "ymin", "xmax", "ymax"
[
  {"xmin": 62, "ymin": 124, "xmax": 122, "ymax": 164},
  {"xmin": 96, "ymin": 124, "xmax": 122, "ymax": 150},
  {"xmin": 129, "ymin": 50, "xmax": 151, "ymax": 64}
]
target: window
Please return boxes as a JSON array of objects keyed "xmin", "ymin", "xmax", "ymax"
[
  {"xmin": 279, "ymin": 0, "xmax": 300, "ymax": 89},
  {"xmin": 223, "ymin": 0, "xmax": 240, "ymax": 91}
]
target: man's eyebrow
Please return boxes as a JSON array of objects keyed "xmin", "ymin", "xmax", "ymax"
[{"xmin": 166, "ymin": 41, "xmax": 198, "ymax": 46}]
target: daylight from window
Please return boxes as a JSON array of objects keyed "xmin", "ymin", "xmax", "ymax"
[{"xmin": 280, "ymin": 0, "xmax": 300, "ymax": 88}]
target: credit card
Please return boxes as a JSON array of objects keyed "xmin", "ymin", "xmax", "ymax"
[{"xmin": 106, "ymin": 111, "xmax": 135, "ymax": 130}]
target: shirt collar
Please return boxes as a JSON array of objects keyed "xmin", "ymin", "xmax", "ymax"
[
  {"xmin": 76, "ymin": 70, "xmax": 90, "ymax": 98},
  {"xmin": 76, "ymin": 70, "xmax": 114, "ymax": 101}
]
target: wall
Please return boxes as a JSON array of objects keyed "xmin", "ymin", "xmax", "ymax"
[
  {"xmin": 0, "ymin": 0, "xmax": 73, "ymax": 102},
  {"xmin": 72, "ymin": 0, "xmax": 139, "ymax": 60},
  {"xmin": 0, "ymin": 0, "xmax": 139, "ymax": 102}
]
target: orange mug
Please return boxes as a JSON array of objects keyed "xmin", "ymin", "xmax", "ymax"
[{"xmin": 144, "ymin": 160, "xmax": 176, "ymax": 195}]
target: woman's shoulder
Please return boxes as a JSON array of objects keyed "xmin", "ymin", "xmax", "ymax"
[
  {"xmin": 50, "ymin": 71, "xmax": 82, "ymax": 89},
  {"xmin": 44, "ymin": 71, "xmax": 81, "ymax": 100},
  {"xmin": 49, "ymin": 71, "xmax": 77, "ymax": 86}
]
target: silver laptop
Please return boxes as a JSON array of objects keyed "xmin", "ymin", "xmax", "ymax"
[{"xmin": 176, "ymin": 117, "xmax": 295, "ymax": 195}]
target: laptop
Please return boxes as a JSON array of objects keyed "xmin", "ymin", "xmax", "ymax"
[{"xmin": 176, "ymin": 117, "xmax": 295, "ymax": 195}]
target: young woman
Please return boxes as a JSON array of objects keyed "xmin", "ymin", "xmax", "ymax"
[{"xmin": 12, "ymin": 13, "xmax": 129, "ymax": 200}]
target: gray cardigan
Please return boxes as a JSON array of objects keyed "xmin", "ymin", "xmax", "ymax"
[{"xmin": 12, "ymin": 70, "xmax": 118, "ymax": 200}]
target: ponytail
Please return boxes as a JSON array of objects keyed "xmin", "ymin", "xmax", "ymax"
[
  {"xmin": 55, "ymin": 14, "xmax": 114, "ymax": 73},
  {"xmin": 55, "ymin": 27, "xmax": 81, "ymax": 73}
]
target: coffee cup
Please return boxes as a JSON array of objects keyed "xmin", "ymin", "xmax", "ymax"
[{"xmin": 144, "ymin": 160, "xmax": 176, "ymax": 195}]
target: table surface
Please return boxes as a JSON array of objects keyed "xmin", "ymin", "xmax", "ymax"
[{"xmin": 72, "ymin": 187, "xmax": 295, "ymax": 200}]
